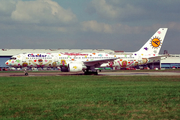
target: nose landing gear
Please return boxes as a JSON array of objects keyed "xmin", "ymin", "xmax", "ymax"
[
  {"xmin": 24, "ymin": 69, "xmax": 28, "ymax": 76},
  {"xmin": 25, "ymin": 72, "xmax": 28, "ymax": 76}
]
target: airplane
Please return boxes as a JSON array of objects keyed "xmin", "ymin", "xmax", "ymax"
[{"xmin": 5, "ymin": 28, "xmax": 168, "ymax": 76}]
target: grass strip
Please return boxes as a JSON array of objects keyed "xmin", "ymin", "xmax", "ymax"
[{"xmin": 0, "ymin": 76, "xmax": 179, "ymax": 119}]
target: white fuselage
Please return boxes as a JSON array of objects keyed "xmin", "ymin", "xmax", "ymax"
[{"xmin": 5, "ymin": 52, "xmax": 153, "ymax": 71}]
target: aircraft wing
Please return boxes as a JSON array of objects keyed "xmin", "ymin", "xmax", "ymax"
[
  {"xmin": 148, "ymin": 54, "xmax": 170, "ymax": 60},
  {"xmin": 83, "ymin": 58, "xmax": 116, "ymax": 66}
]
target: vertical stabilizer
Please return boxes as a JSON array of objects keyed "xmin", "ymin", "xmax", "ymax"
[{"xmin": 135, "ymin": 28, "xmax": 168, "ymax": 56}]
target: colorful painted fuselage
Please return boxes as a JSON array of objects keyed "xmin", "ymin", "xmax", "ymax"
[{"xmin": 5, "ymin": 52, "xmax": 153, "ymax": 69}]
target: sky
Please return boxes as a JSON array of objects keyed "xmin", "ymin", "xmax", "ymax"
[{"xmin": 0, "ymin": 0, "xmax": 180, "ymax": 54}]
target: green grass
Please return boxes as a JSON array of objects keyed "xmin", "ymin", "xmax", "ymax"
[
  {"xmin": 0, "ymin": 76, "xmax": 180, "ymax": 119},
  {"xmin": 1, "ymin": 68, "xmax": 180, "ymax": 73}
]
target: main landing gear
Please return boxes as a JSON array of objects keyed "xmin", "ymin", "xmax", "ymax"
[{"xmin": 84, "ymin": 70, "xmax": 98, "ymax": 75}]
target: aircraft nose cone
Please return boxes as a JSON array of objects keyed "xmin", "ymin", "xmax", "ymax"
[{"xmin": 5, "ymin": 60, "xmax": 9, "ymax": 66}]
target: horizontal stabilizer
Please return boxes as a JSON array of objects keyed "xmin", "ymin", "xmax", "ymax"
[{"xmin": 148, "ymin": 54, "xmax": 170, "ymax": 60}]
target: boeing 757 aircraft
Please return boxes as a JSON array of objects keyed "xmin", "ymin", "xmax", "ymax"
[{"xmin": 5, "ymin": 28, "xmax": 168, "ymax": 75}]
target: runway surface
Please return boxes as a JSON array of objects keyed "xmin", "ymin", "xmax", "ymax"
[{"xmin": 0, "ymin": 71, "xmax": 180, "ymax": 76}]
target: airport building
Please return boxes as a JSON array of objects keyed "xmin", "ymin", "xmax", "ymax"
[
  {"xmin": 161, "ymin": 54, "xmax": 180, "ymax": 69},
  {"xmin": 0, "ymin": 49, "xmax": 179, "ymax": 70}
]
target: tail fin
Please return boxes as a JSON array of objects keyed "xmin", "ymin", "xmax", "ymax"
[{"xmin": 135, "ymin": 28, "xmax": 168, "ymax": 56}]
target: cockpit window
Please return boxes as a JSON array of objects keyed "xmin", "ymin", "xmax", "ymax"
[{"xmin": 10, "ymin": 57, "xmax": 16, "ymax": 60}]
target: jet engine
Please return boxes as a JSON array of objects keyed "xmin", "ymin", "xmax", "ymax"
[
  {"xmin": 60, "ymin": 62, "xmax": 86, "ymax": 72},
  {"xmin": 68, "ymin": 63, "xmax": 86, "ymax": 72}
]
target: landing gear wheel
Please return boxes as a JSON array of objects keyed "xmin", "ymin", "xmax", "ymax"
[
  {"xmin": 92, "ymin": 72, "xmax": 98, "ymax": 75},
  {"xmin": 84, "ymin": 72, "xmax": 88, "ymax": 75},
  {"xmin": 84, "ymin": 71, "xmax": 98, "ymax": 75},
  {"xmin": 25, "ymin": 73, "xmax": 28, "ymax": 76}
]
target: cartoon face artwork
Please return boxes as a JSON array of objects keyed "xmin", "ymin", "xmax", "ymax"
[
  {"xmin": 142, "ymin": 58, "xmax": 148, "ymax": 64},
  {"xmin": 117, "ymin": 60, "xmax": 127, "ymax": 68},
  {"xmin": 52, "ymin": 62, "xmax": 57, "ymax": 67},
  {"xmin": 38, "ymin": 59, "xmax": 43, "ymax": 65},
  {"xmin": 60, "ymin": 59, "xmax": 67, "ymax": 66},
  {"xmin": 22, "ymin": 62, "xmax": 28, "ymax": 67},
  {"xmin": 29, "ymin": 59, "xmax": 47, "ymax": 67},
  {"xmin": 134, "ymin": 62, "xmax": 138, "ymax": 66},
  {"xmin": 117, "ymin": 60, "xmax": 135, "ymax": 68},
  {"xmin": 121, "ymin": 61, "xmax": 127, "ymax": 68},
  {"xmin": 108, "ymin": 62, "xmax": 114, "ymax": 67}
]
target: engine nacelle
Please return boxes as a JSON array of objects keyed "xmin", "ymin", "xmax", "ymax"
[
  {"xmin": 68, "ymin": 63, "xmax": 86, "ymax": 72},
  {"xmin": 60, "ymin": 62, "xmax": 87, "ymax": 72}
]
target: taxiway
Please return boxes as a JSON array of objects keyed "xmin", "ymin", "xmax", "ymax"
[{"xmin": 0, "ymin": 71, "xmax": 180, "ymax": 76}]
